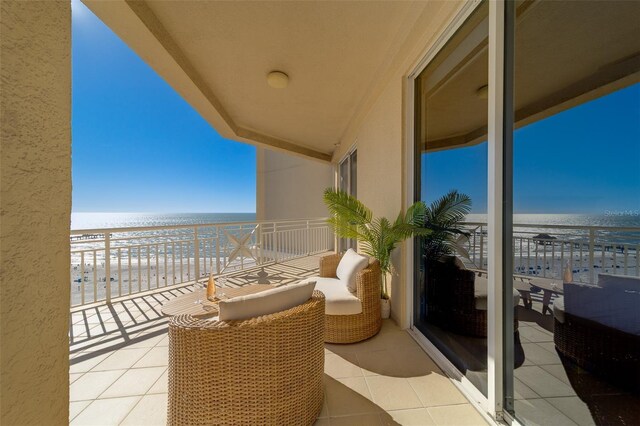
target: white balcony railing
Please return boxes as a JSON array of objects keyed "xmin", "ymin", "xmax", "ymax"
[
  {"xmin": 71, "ymin": 218, "xmax": 638, "ymax": 307},
  {"xmin": 462, "ymin": 222, "xmax": 640, "ymax": 284},
  {"xmin": 70, "ymin": 218, "xmax": 333, "ymax": 307}
]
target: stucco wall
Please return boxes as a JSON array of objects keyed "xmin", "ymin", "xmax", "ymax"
[
  {"xmin": 0, "ymin": 1, "xmax": 71, "ymax": 424},
  {"xmin": 256, "ymin": 148, "xmax": 333, "ymax": 221},
  {"xmin": 353, "ymin": 77, "xmax": 406, "ymax": 320}
]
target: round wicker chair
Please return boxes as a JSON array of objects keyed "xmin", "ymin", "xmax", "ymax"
[
  {"xmin": 319, "ymin": 253, "xmax": 382, "ymax": 344},
  {"xmin": 167, "ymin": 291, "xmax": 325, "ymax": 426}
]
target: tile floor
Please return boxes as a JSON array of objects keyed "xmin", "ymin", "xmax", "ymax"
[
  {"xmin": 69, "ymin": 255, "xmax": 489, "ymax": 426},
  {"xmin": 511, "ymin": 296, "xmax": 640, "ymax": 426}
]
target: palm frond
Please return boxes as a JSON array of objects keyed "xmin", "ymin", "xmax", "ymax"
[
  {"xmin": 323, "ymin": 189, "xmax": 372, "ymax": 226},
  {"xmin": 405, "ymin": 201, "xmax": 427, "ymax": 227},
  {"xmin": 419, "ymin": 190, "xmax": 472, "ymax": 261},
  {"xmin": 425, "ymin": 190, "xmax": 471, "ymax": 228},
  {"xmin": 322, "ymin": 190, "xmax": 434, "ymax": 297},
  {"xmin": 326, "ymin": 217, "xmax": 361, "ymax": 240}
]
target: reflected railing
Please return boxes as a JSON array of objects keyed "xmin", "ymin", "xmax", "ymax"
[
  {"xmin": 70, "ymin": 218, "xmax": 333, "ymax": 307},
  {"xmin": 462, "ymin": 222, "xmax": 640, "ymax": 283}
]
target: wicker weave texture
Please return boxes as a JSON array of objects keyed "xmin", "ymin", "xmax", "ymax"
[
  {"xmin": 554, "ymin": 314, "xmax": 640, "ymax": 392},
  {"xmin": 167, "ymin": 291, "xmax": 325, "ymax": 425},
  {"xmin": 319, "ymin": 253, "xmax": 341, "ymax": 278},
  {"xmin": 320, "ymin": 253, "xmax": 382, "ymax": 344},
  {"xmin": 425, "ymin": 263, "xmax": 519, "ymax": 337}
]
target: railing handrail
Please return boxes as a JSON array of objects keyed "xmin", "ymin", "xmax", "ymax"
[
  {"xmin": 69, "ymin": 216, "xmax": 335, "ymax": 307},
  {"xmin": 463, "ymin": 221, "xmax": 640, "ymax": 233},
  {"xmin": 71, "ymin": 218, "xmax": 640, "ymax": 235},
  {"xmin": 70, "ymin": 217, "xmax": 329, "ymax": 235}
]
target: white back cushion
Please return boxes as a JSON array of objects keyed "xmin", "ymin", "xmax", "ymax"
[
  {"xmin": 218, "ymin": 281, "xmax": 316, "ymax": 321},
  {"xmin": 336, "ymin": 249, "xmax": 369, "ymax": 292}
]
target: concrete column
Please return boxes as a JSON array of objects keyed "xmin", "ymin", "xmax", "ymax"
[{"xmin": 1, "ymin": 1, "xmax": 71, "ymax": 424}]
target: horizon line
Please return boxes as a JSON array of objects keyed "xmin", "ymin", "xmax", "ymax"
[{"xmin": 72, "ymin": 211, "xmax": 257, "ymax": 214}]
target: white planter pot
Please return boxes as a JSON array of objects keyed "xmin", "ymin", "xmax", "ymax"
[{"xmin": 380, "ymin": 299, "xmax": 391, "ymax": 319}]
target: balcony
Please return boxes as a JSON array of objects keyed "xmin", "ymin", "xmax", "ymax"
[
  {"xmin": 67, "ymin": 218, "xmax": 640, "ymax": 424},
  {"xmin": 69, "ymin": 261, "xmax": 488, "ymax": 426},
  {"xmin": 69, "ymin": 218, "xmax": 334, "ymax": 308}
]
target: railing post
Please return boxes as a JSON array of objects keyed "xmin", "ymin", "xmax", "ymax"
[
  {"xmin": 257, "ymin": 223, "xmax": 263, "ymax": 265},
  {"xmin": 306, "ymin": 220, "xmax": 310, "ymax": 255},
  {"xmin": 274, "ymin": 222, "xmax": 279, "ymax": 263},
  {"xmin": 104, "ymin": 232, "xmax": 111, "ymax": 304},
  {"xmin": 194, "ymin": 226, "xmax": 200, "ymax": 282},
  {"xmin": 479, "ymin": 226, "xmax": 485, "ymax": 269},
  {"xmin": 588, "ymin": 228, "xmax": 595, "ymax": 284},
  {"xmin": 216, "ymin": 225, "xmax": 221, "ymax": 274}
]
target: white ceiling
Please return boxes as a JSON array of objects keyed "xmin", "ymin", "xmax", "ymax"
[{"xmin": 84, "ymin": 0, "xmax": 434, "ymax": 161}]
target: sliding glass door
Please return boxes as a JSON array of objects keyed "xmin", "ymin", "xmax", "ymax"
[
  {"xmin": 507, "ymin": 1, "xmax": 640, "ymax": 424},
  {"xmin": 413, "ymin": 2, "xmax": 490, "ymax": 397},
  {"xmin": 412, "ymin": 1, "xmax": 640, "ymax": 423}
]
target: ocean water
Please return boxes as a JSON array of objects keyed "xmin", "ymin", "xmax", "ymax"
[
  {"xmin": 71, "ymin": 212, "xmax": 639, "ymax": 245},
  {"xmin": 72, "ymin": 212, "xmax": 640, "ymax": 231},
  {"xmin": 467, "ymin": 213, "xmax": 640, "ymax": 228},
  {"xmin": 466, "ymin": 213, "xmax": 640, "ymax": 246},
  {"xmin": 460, "ymin": 213, "xmax": 640, "ymax": 281},
  {"xmin": 72, "ymin": 212, "xmax": 256, "ymax": 230}
]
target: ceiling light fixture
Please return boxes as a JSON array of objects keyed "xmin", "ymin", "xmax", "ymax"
[{"xmin": 267, "ymin": 71, "xmax": 289, "ymax": 89}]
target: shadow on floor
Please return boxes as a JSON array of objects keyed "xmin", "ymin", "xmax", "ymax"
[
  {"xmin": 413, "ymin": 310, "xmax": 640, "ymax": 425},
  {"xmin": 559, "ymin": 355, "xmax": 640, "ymax": 426},
  {"xmin": 324, "ymin": 374, "xmax": 403, "ymax": 425},
  {"xmin": 70, "ymin": 258, "xmax": 324, "ymax": 363},
  {"xmin": 515, "ymin": 305, "xmax": 554, "ymax": 333}
]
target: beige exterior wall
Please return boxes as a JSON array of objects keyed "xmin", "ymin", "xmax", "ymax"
[
  {"xmin": 351, "ymin": 77, "xmax": 406, "ymax": 322},
  {"xmin": 0, "ymin": 1, "xmax": 71, "ymax": 424},
  {"xmin": 256, "ymin": 147, "xmax": 333, "ymax": 221},
  {"xmin": 332, "ymin": 1, "xmax": 464, "ymax": 327}
]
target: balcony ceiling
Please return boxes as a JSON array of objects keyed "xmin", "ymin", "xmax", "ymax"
[
  {"xmin": 83, "ymin": 0, "xmax": 434, "ymax": 162},
  {"xmin": 421, "ymin": 0, "xmax": 640, "ymax": 151}
]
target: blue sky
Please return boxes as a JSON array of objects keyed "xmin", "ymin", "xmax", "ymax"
[
  {"xmin": 423, "ymin": 83, "xmax": 640, "ymax": 214},
  {"xmin": 72, "ymin": 0, "xmax": 256, "ymax": 213},
  {"xmin": 73, "ymin": 1, "xmax": 639, "ymax": 215}
]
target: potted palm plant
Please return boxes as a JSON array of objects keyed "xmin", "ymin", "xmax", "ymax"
[
  {"xmin": 323, "ymin": 189, "xmax": 430, "ymax": 319},
  {"xmin": 418, "ymin": 190, "xmax": 472, "ymax": 326},
  {"xmin": 420, "ymin": 190, "xmax": 472, "ymax": 263}
]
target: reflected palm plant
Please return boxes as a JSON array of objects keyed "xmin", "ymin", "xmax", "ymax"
[
  {"xmin": 323, "ymin": 189, "xmax": 430, "ymax": 298},
  {"xmin": 420, "ymin": 190, "xmax": 472, "ymax": 263}
]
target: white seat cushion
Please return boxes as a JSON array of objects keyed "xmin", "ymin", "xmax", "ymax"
[
  {"xmin": 302, "ymin": 277, "xmax": 362, "ymax": 315},
  {"xmin": 218, "ymin": 281, "xmax": 316, "ymax": 321},
  {"xmin": 336, "ymin": 248, "xmax": 369, "ymax": 292}
]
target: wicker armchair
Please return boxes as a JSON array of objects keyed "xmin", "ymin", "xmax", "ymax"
[
  {"xmin": 319, "ymin": 253, "xmax": 382, "ymax": 344},
  {"xmin": 424, "ymin": 260, "xmax": 519, "ymax": 337},
  {"xmin": 425, "ymin": 262, "xmax": 488, "ymax": 336},
  {"xmin": 167, "ymin": 291, "xmax": 325, "ymax": 426},
  {"xmin": 553, "ymin": 282, "xmax": 640, "ymax": 392}
]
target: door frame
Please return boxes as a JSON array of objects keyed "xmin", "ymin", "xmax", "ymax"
[
  {"xmin": 337, "ymin": 145, "xmax": 358, "ymax": 252},
  {"xmin": 403, "ymin": 0, "xmax": 516, "ymax": 421}
]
